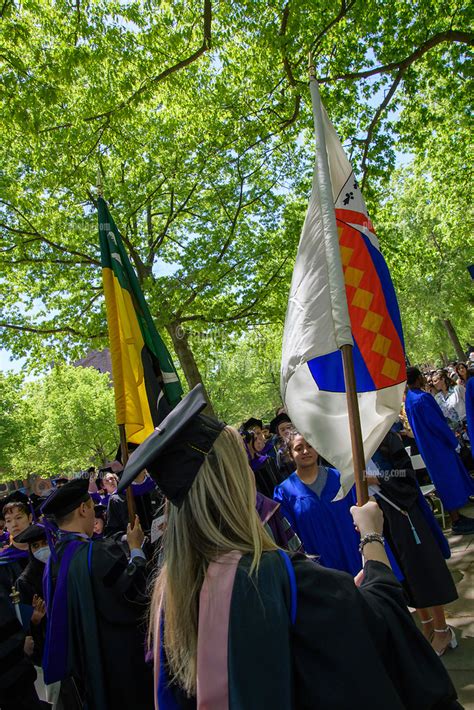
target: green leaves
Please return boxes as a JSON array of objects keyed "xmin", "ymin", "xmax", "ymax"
[
  {"xmin": 0, "ymin": 0, "xmax": 472, "ymax": 416},
  {"xmin": 0, "ymin": 365, "xmax": 118, "ymax": 481}
]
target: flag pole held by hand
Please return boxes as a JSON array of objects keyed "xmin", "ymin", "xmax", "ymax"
[
  {"xmin": 119, "ymin": 424, "xmax": 136, "ymax": 524},
  {"xmin": 341, "ymin": 345, "xmax": 369, "ymax": 505}
]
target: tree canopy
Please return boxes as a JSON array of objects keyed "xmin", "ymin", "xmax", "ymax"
[
  {"xmin": 0, "ymin": 0, "xmax": 472, "ymax": 396},
  {"xmin": 0, "ymin": 365, "xmax": 118, "ymax": 482}
]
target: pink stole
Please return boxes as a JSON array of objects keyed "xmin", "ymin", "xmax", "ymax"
[
  {"xmin": 154, "ymin": 551, "xmax": 242, "ymax": 710},
  {"xmin": 197, "ymin": 551, "xmax": 243, "ymax": 710}
]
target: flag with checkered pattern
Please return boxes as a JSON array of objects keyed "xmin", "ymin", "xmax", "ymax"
[{"xmin": 281, "ymin": 78, "xmax": 406, "ymax": 490}]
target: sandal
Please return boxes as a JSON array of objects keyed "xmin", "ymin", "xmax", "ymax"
[{"xmin": 431, "ymin": 626, "xmax": 458, "ymax": 657}]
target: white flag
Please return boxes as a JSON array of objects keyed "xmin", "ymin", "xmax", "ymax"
[{"xmin": 281, "ymin": 78, "xmax": 406, "ymax": 491}]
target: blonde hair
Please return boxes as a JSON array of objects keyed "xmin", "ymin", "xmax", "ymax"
[{"xmin": 149, "ymin": 426, "xmax": 277, "ymax": 697}]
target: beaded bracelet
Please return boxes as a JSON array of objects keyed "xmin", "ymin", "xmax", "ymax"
[{"xmin": 359, "ymin": 532, "xmax": 385, "ymax": 555}]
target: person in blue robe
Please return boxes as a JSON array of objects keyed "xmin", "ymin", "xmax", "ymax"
[
  {"xmin": 405, "ymin": 367, "xmax": 474, "ymax": 535},
  {"xmin": 466, "ymin": 372, "xmax": 474, "ymax": 444},
  {"xmin": 273, "ymin": 431, "xmax": 362, "ymax": 575}
]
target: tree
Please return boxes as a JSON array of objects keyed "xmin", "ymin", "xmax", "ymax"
[
  {"xmin": 376, "ymin": 161, "xmax": 473, "ymax": 364},
  {"xmin": 0, "ymin": 372, "xmax": 25, "ymax": 472},
  {"xmin": 0, "ymin": 0, "xmax": 472, "ymax": 389},
  {"xmin": 0, "ymin": 365, "xmax": 118, "ymax": 482},
  {"xmin": 190, "ymin": 326, "xmax": 284, "ymax": 424}
]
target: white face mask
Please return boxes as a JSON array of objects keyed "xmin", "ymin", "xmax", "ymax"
[{"xmin": 33, "ymin": 546, "xmax": 51, "ymax": 564}]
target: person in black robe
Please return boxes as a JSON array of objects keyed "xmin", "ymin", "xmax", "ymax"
[
  {"xmin": 240, "ymin": 428, "xmax": 283, "ymax": 497},
  {"xmin": 0, "ymin": 493, "xmax": 33, "ymax": 599},
  {"xmin": 0, "ymin": 594, "xmax": 45, "ymax": 710},
  {"xmin": 0, "ymin": 495, "xmax": 43, "ymax": 710},
  {"xmin": 41, "ymin": 478, "xmax": 154, "ymax": 709},
  {"xmin": 270, "ymin": 412, "xmax": 295, "ymax": 479},
  {"xmin": 14, "ymin": 524, "xmax": 49, "ymax": 669},
  {"xmin": 117, "ymin": 384, "xmax": 462, "ymax": 710},
  {"xmin": 105, "ymin": 470, "xmax": 158, "ymax": 539},
  {"xmin": 370, "ymin": 430, "xmax": 459, "ymax": 657}
]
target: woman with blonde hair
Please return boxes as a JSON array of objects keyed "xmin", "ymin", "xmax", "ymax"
[{"xmin": 118, "ymin": 386, "xmax": 461, "ymax": 710}]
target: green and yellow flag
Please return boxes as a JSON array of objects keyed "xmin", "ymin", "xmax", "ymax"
[{"xmin": 98, "ymin": 197, "xmax": 182, "ymax": 444}]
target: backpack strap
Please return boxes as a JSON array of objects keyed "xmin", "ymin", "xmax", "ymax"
[{"xmin": 277, "ymin": 549, "xmax": 297, "ymax": 625}]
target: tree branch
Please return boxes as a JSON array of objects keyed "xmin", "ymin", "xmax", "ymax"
[
  {"xmin": 0, "ymin": 257, "xmax": 93, "ymax": 266},
  {"xmin": 360, "ymin": 68, "xmax": 404, "ymax": 190},
  {"xmin": 146, "ymin": 169, "xmax": 206, "ymax": 256},
  {"xmin": 0, "ymin": 200, "xmax": 101, "ymax": 265},
  {"xmin": 318, "ymin": 30, "xmax": 473, "ymax": 83},
  {"xmin": 83, "ymin": 0, "xmax": 211, "ymax": 124},
  {"xmin": 0, "ymin": 0, "xmax": 13, "ymax": 18},
  {"xmin": 0, "ymin": 321, "xmax": 104, "ymax": 338},
  {"xmin": 178, "ymin": 257, "xmax": 289, "ymax": 325},
  {"xmin": 216, "ymin": 169, "xmax": 245, "ymax": 263},
  {"xmin": 309, "ymin": 0, "xmax": 356, "ymax": 58}
]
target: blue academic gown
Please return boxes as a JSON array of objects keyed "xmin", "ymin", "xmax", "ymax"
[
  {"xmin": 466, "ymin": 377, "xmax": 474, "ymax": 444},
  {"xmin": 273, "ymin": 468, "xmax": 362, "ymax": 576},
  {"xmin": 405, "ymin": 387, "xmax": 474, "ymax": 511}
]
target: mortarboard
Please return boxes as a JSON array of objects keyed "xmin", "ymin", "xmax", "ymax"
[
  {"xmin": 1, "ymin": 491, "xmax": 30, "ymax": 519},
  {"xmin": 98, "ymin": 465, "xmax": 114, "ymax": 474},
  {"xmin": 117, "ymin": 384, "xmax": 225, "ymax": 507},
  {"xmin": 52, "ymin": 477, "xmax": 69, "ymax": 487},
  {"xmin": 269, "ymin": 412, "xmax": 292, "ymax": 435},
  {"xmin": 14, "ymin": 523, "xmax": 47, "ymax": 545},
  {"xmin": 41, "ymin": 478, "xmax": 90, "ymax": 518},
  {"xmin": 241, "ymin": 417, "xmax": 263, "ymax": 432}
]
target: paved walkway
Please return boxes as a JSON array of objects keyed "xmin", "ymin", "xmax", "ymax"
[{"xmin": 436, "ymin": 504, "xmax": 474, "ymax": 709}]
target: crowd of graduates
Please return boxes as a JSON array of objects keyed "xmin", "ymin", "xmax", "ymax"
[{"xmin": 0, "ymin": 357, "xmax": 473, "ymax": 709}]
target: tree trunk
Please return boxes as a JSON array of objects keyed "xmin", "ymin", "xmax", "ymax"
[
  {"xmin": 441, "ymin": 318, "xmax": 465, "ymax": 361},
  {"xmin": 167, "ymin": 321, "xmax": 216, "ymax": 417}
]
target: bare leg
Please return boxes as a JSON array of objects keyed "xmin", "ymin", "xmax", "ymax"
[
  {"xmin": 417, "ymin": 608, "xmax": 434, "ymax": 640},
  {"xmin": 430, "ymin": 606, "xmax": 453, "ymax": 655}
]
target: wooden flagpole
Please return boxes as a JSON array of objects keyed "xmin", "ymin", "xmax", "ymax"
[
  {"xmin": 308, "ymin": 53, "xmax": 368, "ymax": 506},
  {"xmin": 119, "ymin": 424, "xmax": 137, "ymax": 524},
  {"xmin": 341, "ymin": 345, "xmax": 369, "ymax": 505}
]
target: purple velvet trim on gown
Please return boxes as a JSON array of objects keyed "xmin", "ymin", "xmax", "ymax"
[{"xmin": 42, "ymin": 538, "xmax": 87, "ymax": 684}]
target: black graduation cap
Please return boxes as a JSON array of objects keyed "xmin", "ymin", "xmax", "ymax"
[
  {"xmin": 117, "ymin": 384, "xmax": 225, "ymax": 508},
  {"xmin": 269, "ymin": 412, "xmax": 292, "ymax": 435},
  {"xmin": 241, "ymin": 417, "xmax": 263, "ymax": 431},
  {"xmin": 98, "ymin": 465, "xmax": 114, "ymax": 474},
  {"xmin": 0, "ymin": 490, "xmax": 30, "ymax": 519},
  {"xmin": 13, "ymin": 523, "xmax": 47, "ymax": 545},
  {"xmin": 41, "ymin": 478, "xmax": 90, "ymax": 518},
  {"xmin": 52, "ymin": 477, "xmax": 69, "ymax": 487}
]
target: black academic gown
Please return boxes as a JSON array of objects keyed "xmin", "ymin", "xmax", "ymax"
[
  {"xmin": 373, "ymin": 432, "xmax": 458, "ymax": 609},
  {"xmin": 105, "ymin": 491, "xmax": 155, "ymax": 538},
  {"xmin": 16, "ymin": 554, "xmax": 44, "ymax": 602},
  {"xmin": 0, "ymin": 554, "xmax": 27, "ymax": 600},
  {"xmin": 164, "ymin": 552, "xmax": 460, "ymax": 710},
  {"xmin": 49, "ymin": 536, "xmax": 154, "ymax": 710},
  {"xmin": 0, "ymin": 595, "xmax": 43, "ymax": 710},
  {"xmin": 16, "ymin": 555, "xmax": 46, "ymax": 667}
]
